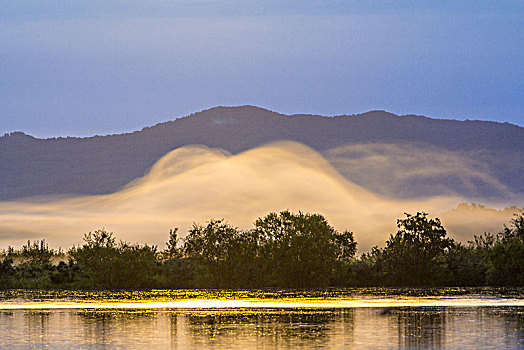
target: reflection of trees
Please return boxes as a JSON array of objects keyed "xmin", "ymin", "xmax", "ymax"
[
  {"xmin": 394, "ymin": 306, "xmax": 524, "ymax": 348},
  {"xmin": 395, "ymin": 307, "xmax": 446, "ymax": 348},
  {"xmin": 489, "ymin": 307, "xmax": 524, "ymax": 347},
  {"xmin": 78, "ymin": 309, "xmax": 160, "ymax": 347},
  {"xmin": 25, "ymin": 310, "xmax": 50, "ymax": 346},
  {"xmin": 5, "ymin": 306, "xmax": 524, "ymax": 348},
  {"xmin": 179, "ymin": 308, "xmax": 354, "ymax": 347}
]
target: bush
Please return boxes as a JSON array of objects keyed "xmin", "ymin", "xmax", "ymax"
[{"xmin": 69, "ymin": 229, "xmax": 158, "ymax": 289}]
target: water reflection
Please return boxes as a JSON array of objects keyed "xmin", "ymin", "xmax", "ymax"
[
  {"xmin": 177, "ymin": 309, "xmax": 351, "ymax": 348},
  {"xmin": 1, "ymin": 307, "xmax": 524, "ymax": 349},
  {"xmin": 395, "ymin": 307, "xmax": 446, "ymax": 348}
]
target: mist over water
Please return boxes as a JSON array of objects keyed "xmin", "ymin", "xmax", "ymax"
[{"xmin": 0, "ymin": 142, "xmax": 519, "ymax": 252}]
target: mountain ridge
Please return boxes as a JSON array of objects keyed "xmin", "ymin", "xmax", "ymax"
[
  {"xmin": 1, "ymin": 105, "xmax": 523, "ymax": 201},
  {"xmin": 3, "ymin": 105, "xmax": 522, "ymax": 141}
]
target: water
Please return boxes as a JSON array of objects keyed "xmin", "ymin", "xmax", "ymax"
[{"xmin": 1, "ymin": 289, "xmax": 524, "ymax": 349}]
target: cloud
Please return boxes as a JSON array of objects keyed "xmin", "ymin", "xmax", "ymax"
[
  {"xmin": 323, "ymin": 143, "xmax": 513, "ymax": 200},
  {"xmin": 0, "ymin": 142, "xmax": 519, "ymax": 252},
  {"xmin": 439, "ymin": 203, "xmax": 523, "ymax": 243}
]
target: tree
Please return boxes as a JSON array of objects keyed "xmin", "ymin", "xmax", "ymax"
[
  {"xmin": 381, "ymin": 212, "xmax": 454, "ymax": 286},
  {"xmin": 446, "ymin": 243, "xmax": 485, "ymax": 286},
  {"xmin": 488, "ymin": 238, "xmax": 524, "ymax": 286},
  {"xmin": 346, "ymin": 246, "xmax": 385, "ymax": 286},
  {"xmin": 20, "ymin": 239, "xmax": 54, "ymax": 266},
  {"xmin": 69, "ymin": 229, "xmax": 158, "ymax": 289},
  {"xmin": 165, "ymin": 228, "xmax": 182, "ymax": 260},
  {"xmin": 254, "ymin": 211, "xmax": 355, "ymax": 287},
  {"xmin": 183, "ymin": 219, "xmax": 257, "ymax": 288},
  {"xmin": 69, "ymin": 229, "xmax": 116, "ymax": 288},
  {"xmin": 331, "ymin": 229, "xmax": 358, "ymax": 285},
  {"xmin": 500, "ymin": 212, "xmax": 524, "ymax": 243},
  {"xmin": 155, "ymin": 228, "xmax": 194, "ymax": 289},
  {"xmin": 488, "ymin": 212, "xmax": 524, "ymax": 286},
  {"xmin": 0, "ymin": 257, "xmax": 15, "ymax": 289}
]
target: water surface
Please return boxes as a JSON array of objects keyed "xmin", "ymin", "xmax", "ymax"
[{"xmin": 1, "ymin": 289, "xmax": 523, "ymax": 349}]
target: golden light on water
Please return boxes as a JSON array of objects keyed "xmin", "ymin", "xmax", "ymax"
[
  {"xmin": 1, "ymin": 289, "xmax": 524, "ymax": 349},
  {"xmin": 2, "ymin": 296, "xmax": 524, "ymax": 310}
]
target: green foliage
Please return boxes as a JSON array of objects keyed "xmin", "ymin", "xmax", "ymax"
[
  {"xmin": 154, "ymin": 257, "xmax": 195, "ymax": 289},
  {"xmin": 183, "ymin": 220, "xmax": 261, "ymax": 288},
  {"xmin": 13, "ymin": 269, "xmax": 52, "ymax": 289},
  {"xmin": 153, "ymin": 227, "xmax": 194, "ymax": 288},
  {"xmin": 69, "ymin": 229, "xmax": 116, "ymax": 288},
  {"xmin": 345, "ymin": 246, "xmax": 385, "ymax": 286},
  {"xmin": 0, "ymin": 257, "xmax": 15, "ymax": 289},
  {"xmin": 2, "ymin": 210, "xmax": 524, "ymax": 290},
  {"xmin": 499, "ymin": 212, "xmax": 524, "ymax": 243},
  {"xmin": 488, "ymin": 238, "xmax": 524, "ymax": 286},
  {"xmin": 380, "ymin": 212, "xmax": 454, "ymax": 286},
  {"xmin": 20, "ymin": 240, "xmax": 54, "ymax": 266},
  {"xmin": 165, "ymin": 228, "xmax": 182, "ymax": 260},
  {"xmin": 181, "ymin": 211, "xmax": 356, "ymax": 288},
  {"xmin": 330, "ymin": 230, "xmax": 358, "ymax": 286},
  {"xmin": 513, "ymin": 213, "xmax": 524, "ymax": 241},
  {"xmin": 446, "ymin": 243, "xmax": 488, "ymax": 286},
  {"xmin": 487, "ymin": 213, "xmax": 524, "ymax": 286},
  {"xmin": 69, "ymin": 229, "xmax": 158, "ymax": 289},
  {"xmin": 49, "ymin": 260, "xmax": 77, "ymax": 286},
  {"xmin": 0, "ymin": 239, "xmax": 68, "ymax": 290},
  {"xmin": 254, "ymin": 211, "xmax": 356, "ymax": 287},
  {"xmin": 449, "ymin": 232, "xmax": 496, "ymax": 286}
]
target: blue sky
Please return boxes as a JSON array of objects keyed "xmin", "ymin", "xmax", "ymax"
[{"xmin": 1, "ymin": 0, "xmax": 523, "ymax": 137}]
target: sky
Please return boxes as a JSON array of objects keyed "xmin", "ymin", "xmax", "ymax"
[{"xmin": 1, "ymin": 0, "xmax": 523, "ymax": 138}]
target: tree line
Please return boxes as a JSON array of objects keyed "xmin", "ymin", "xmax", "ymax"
[{"xmin": 1, "ymin": 210, "xmax": 523, "ymax": 290}]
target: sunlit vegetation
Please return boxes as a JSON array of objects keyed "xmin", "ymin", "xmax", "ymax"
[{"xmin": 1, "ymin": 210, "xmax": 523, "ymax": 290}]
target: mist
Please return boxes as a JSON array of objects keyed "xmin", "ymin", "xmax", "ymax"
[
  {"xmin": 0, "ymin": 142, "xmax": 519, "ymax": 252},
  {"xmin": 324, "ymin": 143, "xmax": 514, "ymax": 200}
]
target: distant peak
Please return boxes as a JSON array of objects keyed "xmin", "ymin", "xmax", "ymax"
[
  {"xmin": 201, "ymin": 105, "xmax": 276, "ymax": 114},
  {"xmin": 192, "ymin": 105, "xmax": 282, "ymax": 124},
  {"xmin": 358, "ymin": 110, "xmax": 399, "ymax": 118}
]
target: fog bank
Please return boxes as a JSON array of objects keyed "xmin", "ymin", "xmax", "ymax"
[{"xmin": 0, "ymin": 142, "xmax": 519, "ymax": 252}]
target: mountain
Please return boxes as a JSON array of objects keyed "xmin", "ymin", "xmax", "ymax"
[{"xmin": 1, "ymin": 105, "xmax": 523, "ymax": 201}]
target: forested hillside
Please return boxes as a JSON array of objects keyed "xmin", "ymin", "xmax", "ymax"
[{"xmin": 1, "ymin": 106, "xmax": 523, "ymax": 200}]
